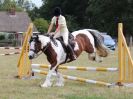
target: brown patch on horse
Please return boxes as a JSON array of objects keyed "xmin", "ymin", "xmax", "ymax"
[
  {"xmin": 43, "ymin": 43, "xmax": 57, "ymax": 69},
  {"xmin": 75, "ymin": 34, "xmax": 94, "ymax": 54},
  {"xmin": 34, "ymin": 41, "xmax": 42, "ymax": 53}
]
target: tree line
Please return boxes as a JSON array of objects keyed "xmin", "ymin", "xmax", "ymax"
[
  {"xmin": 29, "ymin": 0, "xmax": 133, "ymax": 37},
  {"xmin": 0, "ymin": 0, "xmax": 133, "ymax": 37}
]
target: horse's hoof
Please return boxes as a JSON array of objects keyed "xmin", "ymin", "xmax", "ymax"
[
  {"xmin": 40, "ymin": 84, "xmax": 48, "ymax": 88},
  {"xmin": 55, "ymin": 83, "xmax": 64, "ymax": 87},
  {"xmin": 40, "ymin": 83, "xmax": 52, "ymax": 88},
  {"xmin": 40, "ymin": 84, "xmax": 50, "ymax": 88}
]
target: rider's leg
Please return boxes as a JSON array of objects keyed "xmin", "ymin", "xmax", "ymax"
[
  {"xmin": 67, "ymin": 44, "xmax": 76, "ymax": 60},
  {"xmin": 62, "ymin": 32, "xmax": 76, "ymax": 60},
  {"xmin": 53, "ymin": 32, "xmax": 61, "ymax": 38}
]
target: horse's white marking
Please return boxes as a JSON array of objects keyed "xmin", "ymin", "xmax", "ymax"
[
  {"xmin": 55, "ymin": 72, "xmax": 64, "ymax": 87},
  {"xmin": 41, "ymin": 69, "xmax": 53, "ymax": 87},
  {"xmin": 38, "ymin": 35, "xmax": 67, "ymax": 64},
  {"xmin": 30, "ymin": 42, "xmax": 35, "ymax": 49},
  {"xmin": 38, "ymin": 35, "xmax": 51, "ymax": 49},
  {"xmin": 28, "ymin": 50, "xmax": 34, "ymax": 57},
  {"xmin": 74, "ymin": 42, "xmax": 79, "ymax": 51},
  {"xmin": 51, "ymin": 41, "xmax": 67, "ymax": 63},
  {"xmin": 28, "ymin": 42, "xmax": 35, "ymax": 57},
  {"xmin": 41, "ymin": 61, "xmax": 65, "ymax": 88}
]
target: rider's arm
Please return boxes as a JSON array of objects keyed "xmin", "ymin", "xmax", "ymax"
[
  {"xmin": 55, "ymin": 24, "xmax": 61, "ymax": 34},
  {"xmin": 47, "ymin": 23, "xmax": 54, "ymax": 34}
]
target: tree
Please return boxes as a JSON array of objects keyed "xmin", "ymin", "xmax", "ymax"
[
  {"xmin": 33, "ymin": 18, "xmax": 49, "ymax": 33},
  {"xmin": 0, "ymin": 0, "xmax": 23, "ymax": 11},
  {"xmin": 85, "ymin": 0, "xmax": 133, "ymax": 36},
  {"xmin": 17, "ymin": 0, "xmax": 24, "ymax": 7},
  {"xmin": 66, "ymin": 15, "xmax": 79, "ymax": 32},
  {"xmin": 16, "ymin": 0, "xmax": 35, "ymax": 11},
  {"xmin": 40, "ymin": 0, "xmax": 88, "ymax": 27},
  {"xmin": 28, "ymin": 7, "xmax": 41, "ymax": 20},
  {"xmin": 29, "ymin": 0, "xmax": 133, "ymax": 36}
]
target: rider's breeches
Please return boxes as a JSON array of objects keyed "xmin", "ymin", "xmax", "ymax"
[{"xmin": 54, "ymin": 32, "xmax": 69, "ymax": 46}]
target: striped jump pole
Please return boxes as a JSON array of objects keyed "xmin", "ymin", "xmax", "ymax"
[
  {"xmin": 32, "ymin": 64, "xmax": 118, "ymax": 72},
  {"xmin": 32, "ymin": 69, "xmax": 112, "ymax": 87},
  {"xmin": 0, "ymin": 52, "xmax": 21, "ymax": 56},
  {"xmin": 0, "ymin": 47, "xmax": 22, "ymax": 50}
]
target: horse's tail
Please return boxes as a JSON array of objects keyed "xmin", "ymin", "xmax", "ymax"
[{"xmin": 85, "ymin": 29, "xmax": 109, "ymax": 57}]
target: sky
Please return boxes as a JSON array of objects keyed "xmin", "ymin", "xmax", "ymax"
[{"xmin": 31, "ymin": 0, "xmax": 43, "ymax": 8}]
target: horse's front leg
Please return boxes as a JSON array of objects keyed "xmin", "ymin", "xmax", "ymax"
[
  {"xmin": 41, "ymin": 64, "xmax": 57, "ymax": 88},
  {"xmin": 55, "ymin": 67, "xmax": 64, "ymax": 87}
]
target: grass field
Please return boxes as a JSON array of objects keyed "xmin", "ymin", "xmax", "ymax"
[{"xmin": 0, "ymin": 48, "xmax": 133, "ymax": 99}]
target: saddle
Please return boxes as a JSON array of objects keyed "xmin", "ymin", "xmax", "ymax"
[
  {"xmin": 57, "ymin": 33, "xmax": 75, "ymax": 49},
  {"xmin": 48, "ymin": 33, "xmax": 75, "ymax": 62}
]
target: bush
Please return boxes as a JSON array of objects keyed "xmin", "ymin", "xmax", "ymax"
[
  {"xmin": 0, "ymin": 34, "xmax": 5, "ymax": 40},
  {"xmin": 8, "ymin": 34, "xmax": 14, "ymax": 40},
  {"xmin": 34, "ymin": 18, "xmax": 49, "ymax": 34}
]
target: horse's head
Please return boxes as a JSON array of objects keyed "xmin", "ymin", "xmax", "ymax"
[{"xmin": 28, "ymin": 35, "xmax": 42, "ymax": 59}]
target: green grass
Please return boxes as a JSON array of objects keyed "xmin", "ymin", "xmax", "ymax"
[{"xmin": 0, "ymin": 48, "xmax": 133, "ymax": 99}]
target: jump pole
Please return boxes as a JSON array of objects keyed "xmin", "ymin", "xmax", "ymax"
[
  {"xmin": 32, "ymin": 64, "xmax": 118, "ymax": 72},
  {"xmin": 32, "ymin": 69, "xmax": 113, "ymax": 87},
  {"xmin": 0, "ymin": 52, "xmax": 21, "ymax": 56},
  {"xmin": 0, "ymin": 47, "xmax": 22, "ymax": 50}
]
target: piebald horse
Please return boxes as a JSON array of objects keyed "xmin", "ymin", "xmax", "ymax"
[{"xmin": 28, "ymin": 29, "xmax": 109, "ymax": 87}]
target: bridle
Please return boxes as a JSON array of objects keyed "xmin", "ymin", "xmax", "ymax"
[
  {"xmin": 29, "ymin": 48, "xmax": 43, "ymax": 59},
  {"xmin": 42, "ymin": 42, "xmax": 51, "ymax": 52},
  {"xmin": 29, "ymin": 40, "xmax": 51, "ymax": 59}
]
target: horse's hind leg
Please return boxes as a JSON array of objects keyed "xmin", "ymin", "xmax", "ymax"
[
  {"xmin": 88, "ymin": 52, "xmax": 102, "ymax": 62},
  {"xmin": 95, "ymin": 50, "xmax": 103, "ymax": 62},
  {"xmin": 88, "ymin": 52, "xmax": 96, "ymax": 61}
]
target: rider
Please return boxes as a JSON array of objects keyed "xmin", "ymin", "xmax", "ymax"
[{"xmin": 47, "ymin": 7, "xmax": 76, "ymax": 60}]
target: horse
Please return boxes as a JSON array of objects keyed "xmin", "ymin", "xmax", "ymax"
[{"xmin": 28, "ymin": 29, "xmax": 109, "ymax": 87}]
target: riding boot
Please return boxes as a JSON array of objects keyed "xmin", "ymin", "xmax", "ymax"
[{"xmin": 67, "ymin": 44, "xmax": 76, "ymax": 60}]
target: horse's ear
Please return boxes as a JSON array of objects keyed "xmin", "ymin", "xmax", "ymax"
[
  {"xmin": 35, "ymin": 35, "xmax": 39, "ymax": 42},
  {"xmin": 36, "ymin": 35, "xmax": 39, "ymax": 39}
]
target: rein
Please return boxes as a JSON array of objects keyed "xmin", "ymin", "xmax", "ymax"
[
  {"xmin": 29, "ymin": 49, "xmax": 43, "ymax": 59},
  {"xmin": 35, "ymin": 42, "xmax": 51, "ymax": 58},
  {"xmin": 29, "ymin": 41, "xmax": 51, "ymax": 59},
  {"xmin": 34, "ymin": 51, "xmax": 43, "ymax": 59},
  {"xmin": 42, "ymin": 42, "xmax": 51, "ymax": 52}
]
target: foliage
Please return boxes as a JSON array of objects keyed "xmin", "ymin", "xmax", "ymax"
[
  {"xmin": 0, "ymin": 0, "xmax": 133, "ymax": 37},
  {"xmin": 33, "ymin": 18, "xmax": 49, "ymax": 33},
  {"xmin": 28, "ymin": 7, "xmax": 41, "ymax": 20},
  {"xmin": 66, "ymin": 15, "xmax": 80, "ymax": 32},
  {"xmin": 0, "ymin": 0, "xmax": 35, "ymax": 11},
  {"xmin": 29, "ymin": 0, "xmax": 133, "ymax": 37},
  {"xmin": 81, "ymin": 0, "xmax": 133, "ymax": 36},
  {"xmin": 8, "ymin": 34, "xmax": 14, "ymax": 40},
  {"xmin": 0, "ymin": 0, "xmax": 23, "ymax": 11},
  {"xmin": 0, "ymin": 34, "xmax": 5, "ymax": 40}
]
